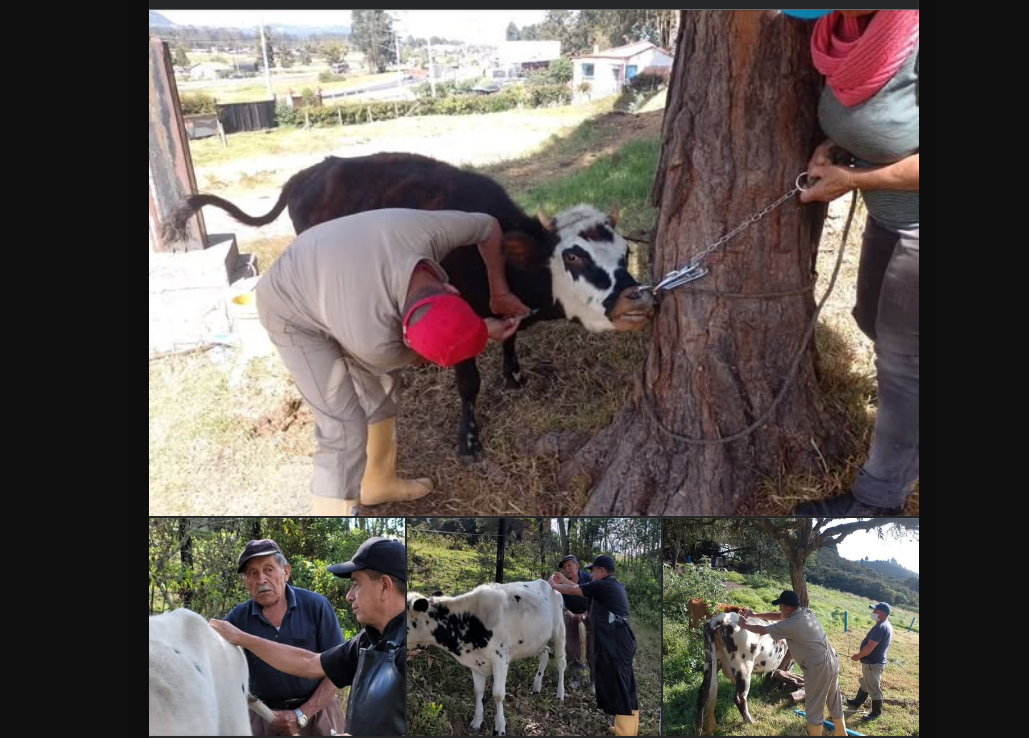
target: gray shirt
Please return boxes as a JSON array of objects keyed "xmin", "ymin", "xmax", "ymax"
[
  {"xmin": 818, "ymin": 42, "xmax": 919, "ymax": 230},
  {"xmin": 860, "ymin": 618, "xmax": 893, "ymax": 665},
  {"xmin": 764, "ymin": 607, "xmax": 836, "ymax": 668},
  {"xmin": 261, "ymin": 208, "xmax": 494, "ymax": 374}
]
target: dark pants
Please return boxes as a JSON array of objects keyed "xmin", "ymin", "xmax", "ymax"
[{"xmin": 851, "ymin": 217, "xmax": 920, "ymax": 508}]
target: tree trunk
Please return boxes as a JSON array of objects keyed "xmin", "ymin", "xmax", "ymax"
[
  {"xmin": 495, "ymin": 518, "xmax": 507, "ymax": 584},
  {"xmin": 558, "ymin": 517, "xmax": 569, "ymax": 556},
  {"xmin": 178, "ymin": 519, "xmax": 194, "ymax": 610},
  {"xmin": 538, "ymin": 518, "xmax": 546, "ymax": 573},
  {"xmin": 568, "ymin": 10, "xmax": 833, "ymax": 515},
  {"xmin": 787, "ymin": 547, "xmax": 810, "ymax": 607}
]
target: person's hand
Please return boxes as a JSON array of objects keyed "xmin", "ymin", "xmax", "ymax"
[
  {"xmin": 209, "ymin": 619, "xmax": 246, "ymax": 646},
  {"xmin": 485, "ymin": 316, "xmax": 522, "ymax": 343},
  {"xmin": 271, "ymin": 709, "xmax": 300, "ymax": 735},
  {"xmin": 489, "ymin": 292, "xmax": 531, "ymax": 320},
  {"xmin": 738, "ymin": 615, "xmax": 749, "ymax": 628},
  {"xmin": 800, "ymin": 163, "xmax": 855, "ymax": 203},
  {"xmin": 741, "ymin": 607, "xmax": 754, "ymax": 617},
  {"xmin": 851, "ymin": 654, "xmax": 861, "ymax": 662}
]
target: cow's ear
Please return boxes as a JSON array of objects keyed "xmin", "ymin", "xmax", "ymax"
[
  {"xmin": 431, "ymin": 590, "xmax": 444, "ymax": 598},
  {"xmin": 608, "ymin": 203, "xmax": 621, "ymax": 229},
  {"xmin": 412, "ymin": 598, "xmax": 429, "ymax": 612},
  {"xmin": 502, "ymin": 232, "xmax": 544, "ymax": 270},
  {"xmin": 536, "ymin": 206, "xmax": 555, "ymax": 232}
]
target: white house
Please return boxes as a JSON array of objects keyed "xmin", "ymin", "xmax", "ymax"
[
  {"xmin": 189, "ymin": 62, "xmax": 233, "ymax": 81},
  {"xmin": 572, "ymin": 41, "xmax": 673, "ymax": 99}
]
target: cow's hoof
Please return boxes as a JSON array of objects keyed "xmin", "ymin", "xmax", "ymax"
[{"xmin": 503, "ymin": 372, "xmax": 525, "ymax": 390}]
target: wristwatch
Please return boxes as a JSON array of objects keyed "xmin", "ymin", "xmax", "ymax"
[{"xmin": 294, "ymin": 709, "xmax": 308, "ymax": 729}]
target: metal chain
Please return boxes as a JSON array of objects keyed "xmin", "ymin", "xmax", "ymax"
[{"xmin": 647, "ymin": 173, "xmax": 810, "ymax": 292}]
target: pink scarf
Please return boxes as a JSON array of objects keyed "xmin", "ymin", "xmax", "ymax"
[{"xmin": 811, "ymin": 10, "xmax": 919, "ymax": 107}]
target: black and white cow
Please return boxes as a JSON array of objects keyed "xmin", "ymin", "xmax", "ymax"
[
  {"xmin": 407, "ymin": 580, "xmax": 566, "ymax": 736},
  {"xmin": 150, "ymin": 608, "xmax": 276, "ymax": 736},
  {"xmin": 162, "ymin": 152, "xmax": 655, "ymax": 459},
  {"xmin": 696, "ymin": 612, "xmax": 790, "ymax": 736}
]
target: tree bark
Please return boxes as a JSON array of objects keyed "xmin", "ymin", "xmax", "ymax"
[{"xmin": 568, "ymin": 10, "xmax": 833, "ymax": 514}]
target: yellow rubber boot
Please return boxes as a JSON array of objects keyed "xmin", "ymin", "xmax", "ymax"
[
  {"xmin": 833, "ymin": 715, "xmax": 848, "ymax": 736},
  {"xmin": 807, "ymin": 723, "xmax": 824, "ymax": 736},
  {"xmin": 612, "ymin": 714, "xmax": 635, "ymax": 736},
  {"xmin": 359, "ymin": 418, "xmax": 433, "ymax": 505},
  {"xmin": 631, "ymin": 710, "xmax": 640, "ymax": 736}
]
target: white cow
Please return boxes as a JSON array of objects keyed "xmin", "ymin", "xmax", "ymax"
[
  {"xmin": 407, "ymin": 580, "xmax": 567, "ymax": 736},
  {"xmin": 696, "ymin": 612, "xmax": 790, "ymax": 736},
  {"xmin": 149, "ymin": 608, "xmax": 276, "ymax": 736}
]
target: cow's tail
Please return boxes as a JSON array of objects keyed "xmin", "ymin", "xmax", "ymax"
[
  {"xmin": 578, "ymin": 619, "xmax": 587, "ymax": 663},
  {"xmin": 695, "ymin": 618, "xmax": 719, "ymax": 736},
  {"xmin": 160, "ymin": 179, "xmax": 294, "ymax": 244},
  {"xmin": 247, "ymin": 693, "xmax": 278, "ymax": 724}
]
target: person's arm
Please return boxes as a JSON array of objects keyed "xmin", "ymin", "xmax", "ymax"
[
  {"xmin": 210, "ymin": 619, "xmax": 325, "ymax": 680},
  {"xmin": 266, "ymin": 677, "xmax": 339, "ymax": 737},
  {"xmin": 298, "ymin": 675, "xmax": 340, "ymax": 718},
  {"xmin": 852, "ymin": 639, "xmax": 880, "ymax": 661},
  {"xmin": 477, "ymin": 218, "xmax": 530, "ymax": 318},
  {"xmin": 801, "ymin": 153, "xmax": 919, "ymax": 203},
  {"xmin": 548, "ymin": 572, "xmax": 585, "ymax": 597},
  {"xmin": 737, "ymin": 616, "xmax": 772, "ymax": 636},
  {"xmin": 741, "ymin": 608, "xmax": 785, "ymax": 621}
]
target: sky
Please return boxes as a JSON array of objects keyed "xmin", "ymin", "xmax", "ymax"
[
  {"xmin": 834, "ymin": 524, "xmax": 919, "ymax": 574},
  {"xmin": 153, "ymin": 10, "xmax": 549, "ymax": 44}
]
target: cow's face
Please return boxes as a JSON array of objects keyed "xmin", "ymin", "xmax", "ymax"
[
  {"xmin": 406, "ymin": 591, "xmax": 493, "ymax": 656},
  {"xmin": 406, "ymin": 592, "xmax": 435, "ymax": 647},
  {"xmin": 544, "ymin": 205, "xmax": 654, "ymax": 332}
]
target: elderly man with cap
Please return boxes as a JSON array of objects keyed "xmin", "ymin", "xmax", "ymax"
[
  {"xmin": 846, "ymin": 602, "xmax": 893, "ymax": 721},
  {"xmin": 739, "ymin": 591, "xmax": 848, "ymax": 736},
  {"xmin": 223, "ymin": 539, "xmax": 346, "ymax": 736},
  {"xmin": 212, "ymin": 536, "xmax": 408, "ymax": 736},
  {"xmin": 556, "ymin": 554, "xmax": 594, "ymax": 691},
  {"xmin": 255, "ymin": 208, "xmax": 530, "ymax": 515},
  {"xmin": 549, "ymin": 554, "xmax": 638, "ymax": 736}
]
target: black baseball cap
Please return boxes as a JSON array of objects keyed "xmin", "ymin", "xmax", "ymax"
[{"xmin": 327, "ymin": 536, "xmax": 406, "ymax": 581}]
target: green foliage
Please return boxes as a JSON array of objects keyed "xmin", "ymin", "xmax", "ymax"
[
  {"xmin": 179, "ymin": 92, "xmax": 217, "ymax": 115},
  {"xmin": 149, "ymin": 518, "xmax": 405, "ymax": 640}
]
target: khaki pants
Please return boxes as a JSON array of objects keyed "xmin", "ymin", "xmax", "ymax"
[
  {"xmin": 859, "ymin": 662, "xmax": 886, "ymax": 701},
  {"xmin": 257, "ymin": 281, "xmax": 397, "ymax": 501}
]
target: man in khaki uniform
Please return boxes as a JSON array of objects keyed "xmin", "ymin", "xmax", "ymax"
[
  {"xmin": 739, "ymin": 591, "xmax": 848, "ymax": 736},
  {"xmin": 256, "ymin": 208, "xmax": 528, "ymax": 514}
]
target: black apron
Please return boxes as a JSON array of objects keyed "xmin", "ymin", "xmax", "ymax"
[
  {"xmin": 590, "ymin": 597, "xmax": 638, "ymax": 716},
  {"xmin": 345, "ymin": 636, "xmax": 406, "ymax": 736}
]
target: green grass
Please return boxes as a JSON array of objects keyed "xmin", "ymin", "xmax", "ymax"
[
  {"xmin": 517, "ymin": 138, "xmax": 661, "ymax": 237},
  {"xmin": 663, "ymin": 575, "xmax": 919, "ymax": 736}
]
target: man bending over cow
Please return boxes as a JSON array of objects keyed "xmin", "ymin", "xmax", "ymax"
[
  {"xmin": 254, "ymin": 208, "xmax": 530, "ymax": 514},
  {"xmin": 224, "ymin": 538, "xmax": 346, "ymax": 735},
  {"xmin": 738, "ymin": 590, "xmax": 848, "ymax": 736},
  {"xmin": 212, "ymin": 536, "xmax": 408, "ymax": 736},
  {"xmin": 549, "ymin": 554, "xmax": 638, "ymax": 736}
]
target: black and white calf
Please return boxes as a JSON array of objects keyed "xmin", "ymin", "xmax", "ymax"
[
  {"xmin": 407, "ymin": 580, "xmax": 567, "ymax": 736},
  {"xmin": 162, "ymin": 152, "xmax": 655, "ymax": 459},
  {"xmin": 696, "ymin": 612, "xmax": 790, "ymax": 736}
]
